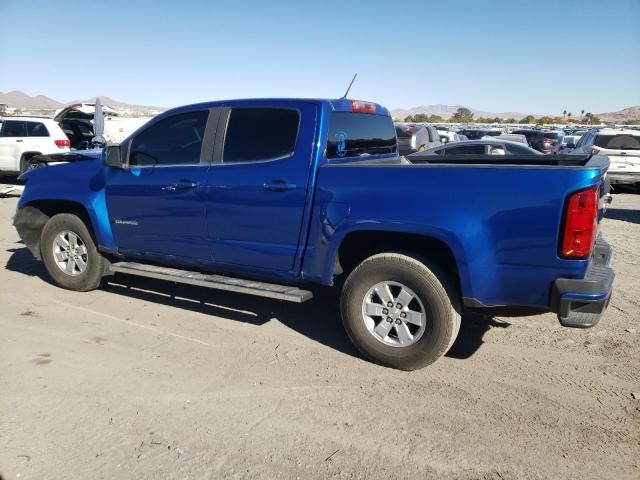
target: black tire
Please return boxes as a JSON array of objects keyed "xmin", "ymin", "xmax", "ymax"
[
  {"xmin": 19, "ymin": 153, "xmax": 38, "ymax": 175},
  {"xmin": 40, "ymin": 213, "xmax": 109, "ymax": 291},
  {"xmin": 340, "ymin": 253, "xmax": 461, "ymax": 370}
]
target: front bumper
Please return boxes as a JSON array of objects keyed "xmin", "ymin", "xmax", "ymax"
[{"xmin": 551, "ymin": 236, "xmax": 615, "ymax": 328}]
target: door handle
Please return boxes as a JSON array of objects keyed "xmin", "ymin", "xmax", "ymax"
[
  {"xmin": 263, "ymin": 180, "xmax": 296, "ymax": 192},
  {"xmin": 176, "ymin": 180, "xmax": 199, "ymax": 189},
  {"xmin": 15, "ymin": 139, "xmax": 23, "ymax": 143},
  {"xmin": 161, "ymin": 181, "xmax": 199, "ymax": 191}
]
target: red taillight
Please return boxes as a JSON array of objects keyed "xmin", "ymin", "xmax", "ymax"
[
  {"xmin": 543, "ymin": 137, "xmax": 556, "ymax": 144},
  {"xmin": 55, "ymin": 139, "xmax": 70, "ymax": 148},
  {"xmin": 406, "ymin": 126, "xmax": 415, "ymax": 135},
  {"xmin": 351, "ymin": 100, "xmax": 376, "ymax": 114},
  {"xmin": 560, "ymin": 187, "xmax": 599, "ymax": 259}
]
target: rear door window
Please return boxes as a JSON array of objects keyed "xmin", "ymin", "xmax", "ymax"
[
  {"xmin": 0, "ymin": 120, "xmax": 27, "ymax": 137},
  {"xmin": 223, "ymin": 108, "xmax": 299, "ymax": 163},
  {"xmin": 26, "ymin": 122, "xmax": 50, "ymax": 137},
  {"xmin": 594, "ymin": 134, "xmax": 640, "ymax": 150},
  {"xmin": 327, "ymin": 113, "xmax": 396, "ymax": 159}
]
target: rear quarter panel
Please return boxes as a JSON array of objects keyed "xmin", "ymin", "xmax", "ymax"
[{"xmin": 304, "ymin": 162, "xmax": 606, "ymax": 309}]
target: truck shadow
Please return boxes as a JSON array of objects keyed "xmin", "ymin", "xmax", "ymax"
[
  {"xmin": 5, "ymin": 246, "xmax": 499, "ymax": 363},
  {"xmin": 604, "ymin": 207, "xmax": 640, "ymax": 225}
]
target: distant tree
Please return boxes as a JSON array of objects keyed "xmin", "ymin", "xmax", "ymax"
[
  {"xmin": 538, "ymin": 116, "xmax": 555, "ymax": 124},
  {"xmin": 428, "ymin": 114, "xmax": 444, "ymax": 123},
  {"xmin": 562, "ymin": 110, "xmax": 567, "ymax": 119},
  {"xmin": 505, "ymin": 118, "xmax": 517, "ymax": 124},
  {"xmin": 404, "ymin": 115, "xmax": 414, "ymax": 122},
  {"xmin": 520, "ymin": 115, "xmax": 536, "ymax": 124},
  {"xmin": 451, "ymin": 107, "xmax": 474, "ymax": 123},
  {"xmin": 581, "ymin": 109, "xmax": 585, "ymax": 119},
  {"xmin": 583, "ymin": 113, "xmax": 601, "ymax": 125}
]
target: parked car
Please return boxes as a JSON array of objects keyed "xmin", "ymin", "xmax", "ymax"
[
  {"xmin": 395, "ymin": 124, "xmax": 430, "ymax": 155},
  {"xmin": 410, "ymin": 139, "xmax": 541, "ymax": 156},
  {"xmin": 415, "ymin": 124, "xmax": 442, "ymax": 148},
  {"xmin": 558, "ymin": 134, "xmax": 583, "ymax": 154},
  {"xmin": 0, "ymin": 117, "xmax": 70, "ymax": 175},
  {"xmin": 54, "ymin": 103, "xmax": 153, "ymax": 150},
  {"xmin": 14, "ymin": 98, "xmax": 614, "ymax": 370},
  {"xmin": 511, "ymin": 129, "xmax": 564, "ymax": 154},
  {"xmin": 490, "ymin": 133, "xmax": 528, "ymax": 144},
  {"xmin": 457, "ymin": 128, "xmax": 503, "ymax": 140},
  {"xmin": 437, "ymin": 130, "xmax": 463, "ymax": 143},
  {"xmin": 569, "ymin": 128, "xmax": 640, "ymax": 187}
]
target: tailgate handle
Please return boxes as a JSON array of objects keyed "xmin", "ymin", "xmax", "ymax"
[{"xmin": 264, "ymin": 180, "xmax": 296, "ymax": 192}]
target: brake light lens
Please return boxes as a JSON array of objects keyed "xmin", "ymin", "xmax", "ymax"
[
  {"xmin": 351, "ymin": 100, "xmax": 376, "ymax": 114},
  {"xmin": 560, "ymin": 187, "xmax": 599, "ymax": 259},
  {"xmin": 406, "ymin": 126, "xmax": 415, "ymax": 135},
  {"xmin": 55, "ymin": 139, "xmax": 70, "ymax": 148}
]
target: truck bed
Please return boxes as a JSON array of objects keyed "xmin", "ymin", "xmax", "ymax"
[{"xmin": 406, "ymin": 153, "xmax": 592, "ymax": 167}]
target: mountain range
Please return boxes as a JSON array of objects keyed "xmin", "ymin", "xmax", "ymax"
[
  {"xmin": 0, "ymin": 91, "xmax": 164, "ymax": 114},
  {"xmin": 1, "ymin": 91, "xmax": 637, "ymax": 121},
  {"xmin": 391, "ymin": 104, "xmax": 639, "ymax": 122}
]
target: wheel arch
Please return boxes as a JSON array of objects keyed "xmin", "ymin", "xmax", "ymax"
[
  {"xmin": 334, "ymin": 229, "xmax": 467, "ymax": 298},
  {"xmin": 14, "ymin": 200, "xmax": 97, "ymax": 259},
  {"xmin": 18, "ymin": 151, "xmax": 42, "ymax": 172}
]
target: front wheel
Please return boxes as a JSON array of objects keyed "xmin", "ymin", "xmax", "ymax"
[
  {"xmin": 340, "ymin": 253, "xmax": 461, "ymax": 370},
  {"xmin": 40, "ymin": 213, "xmax": 109, "ymax": 291}
]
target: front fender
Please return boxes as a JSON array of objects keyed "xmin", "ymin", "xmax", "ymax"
[{"xmin": 17, "ymin": 159, "xmax": 117, "ymax": 251}]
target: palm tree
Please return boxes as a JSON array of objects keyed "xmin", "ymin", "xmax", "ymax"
[{"xmin": 563, "ymin": 109, "xmax": 567, "ymax": 119}]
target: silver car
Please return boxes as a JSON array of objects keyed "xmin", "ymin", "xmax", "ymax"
[{"xmin": 407, "ymin": 139, "xmax": 542, "ymax": 158}]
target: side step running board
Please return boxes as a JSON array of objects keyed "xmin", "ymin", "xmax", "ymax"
[{"xmin": 109, "ymin": 261, "xmax": 313, "ymax": 303}]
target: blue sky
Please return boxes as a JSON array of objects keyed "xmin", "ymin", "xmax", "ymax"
[{"xmin": 1, "ymin": 0, "xmax": 638, "ymax": 114}]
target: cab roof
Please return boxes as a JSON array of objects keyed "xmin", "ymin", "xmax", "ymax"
[{"xmin": 160, "ymin": 98, "xmax": 390, "ymax": 117}]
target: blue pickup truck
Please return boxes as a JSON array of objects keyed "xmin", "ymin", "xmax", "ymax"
[{"xmin": 13, "ymin": 98, "xmax": 615, "ymax": 370}]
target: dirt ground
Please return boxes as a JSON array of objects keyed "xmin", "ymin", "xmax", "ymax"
[{"xmin": 0, "ymin": 190, "xmax": 638, "ymax": 480}]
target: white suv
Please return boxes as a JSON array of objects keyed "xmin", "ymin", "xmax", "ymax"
[
  {"xmin": 571, "ymin": 128, "xmax": 640, "ymax": 187},
  {"xmin": 0, "ymin": 117, "xmax": 71, "ymax": 175}
]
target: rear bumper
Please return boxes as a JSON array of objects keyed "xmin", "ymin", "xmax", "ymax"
[
  {"xmin": 551, "ymin": 236, "xmax": 614, "ymax": 328},
  {"xmin": 608, "ymin": 171, "xmax": 640, "ymax": 185}
]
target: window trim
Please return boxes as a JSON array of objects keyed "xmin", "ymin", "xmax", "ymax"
[
  {"xmin": 124, "ymin": 109, "xmax": 213, "ymax": 169},
  {"xmin": 217, "ymin": 106, "xmax": 302, "ymax": 166}
]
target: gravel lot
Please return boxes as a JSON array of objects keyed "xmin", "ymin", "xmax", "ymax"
[{"xmin": 0, "ymin": 191, "xmax": 638, "ymax": 480}]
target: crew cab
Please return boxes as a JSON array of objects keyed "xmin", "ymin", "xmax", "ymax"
[{"xmin": 13, "ymin": 98, "xmax": 615, "ymax": 370}]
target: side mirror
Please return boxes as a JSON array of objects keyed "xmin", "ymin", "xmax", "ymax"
[
  {"xmin": 103, "ymin": 144, "xmax": 124, "ymax": 168},
  {"xmin": 565, "ymin": 142, "xmax": 576, "ymax": 149}
]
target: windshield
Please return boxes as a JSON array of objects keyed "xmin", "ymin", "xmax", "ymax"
[{"xmin": 594, "ymin": 134, "xmax": 640, "ymax": 150}]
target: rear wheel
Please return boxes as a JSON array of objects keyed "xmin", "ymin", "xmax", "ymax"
[
  {"xmin": 340, "ymin": 253, "xmax": 461, "ymax": 370},
  {"xmin": 40, "ymin": 213, "xmax": 109, "ymax": 291}
]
